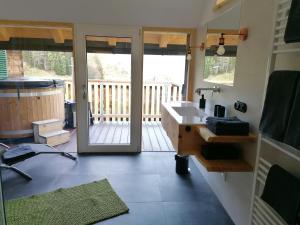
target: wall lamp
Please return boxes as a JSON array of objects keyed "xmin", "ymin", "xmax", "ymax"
[
  {"xmin": 186, "ymin": 27, "xmax": 248, "ymax": 60},
  {"xmin": 216, "ymin": 28, "xmax": 248, "ymax": 55},
  {"xmin": 186, "ymin": 42, "xmax": 205, "ymax": 61}
]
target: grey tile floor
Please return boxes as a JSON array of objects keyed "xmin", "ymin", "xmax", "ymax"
[{"xmin": 1, "ymin": 152, "xmax": 234, "ymax": 225}]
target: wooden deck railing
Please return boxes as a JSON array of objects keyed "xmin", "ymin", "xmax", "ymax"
[{"xmin": 65, "ymin": 80, "xmax": 182, "ymax": 122}]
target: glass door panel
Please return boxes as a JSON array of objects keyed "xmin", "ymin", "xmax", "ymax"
[
  {"xmin": 86, "ymin": 36, "xmax": 132, "ymax": 145},
  {"xmin": 74, "ymin": 24, "xmax": 142, "ymax": 153}
]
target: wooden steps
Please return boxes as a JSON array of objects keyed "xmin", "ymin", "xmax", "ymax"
[
  {"xmin": 39, "ymin": 130, "xmax": 70, "ymax": 146},
  {"xmin": 32, "ymin": 119, "xmax": 70, "ymax": 146}
]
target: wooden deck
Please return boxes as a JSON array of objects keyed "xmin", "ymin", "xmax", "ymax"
[{"xmin": 57, "ymin": 121, "xmax": 175, "ymax": 152}]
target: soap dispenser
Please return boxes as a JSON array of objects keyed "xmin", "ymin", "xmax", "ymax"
[{"xmin": 199, "ymin": 94, "xmax": 206, "ymax": 109}]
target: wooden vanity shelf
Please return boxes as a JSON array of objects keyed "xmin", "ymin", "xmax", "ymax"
[
  {"xmin": 194, "ymin": 126, "xmax": 255, "ymax": 172},
  {"xmin": 195, "ymin": 152, "xmax": 253, "ymax": 172},
  {"xmin": 197, "ymin": 126, "xmax": 257, "ymax": 143}
]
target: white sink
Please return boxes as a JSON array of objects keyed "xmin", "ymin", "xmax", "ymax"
[
  {"xmin": 172, "ymin": 106, "xmax": 203, "ymax": 118},
  {"xmin": 162, "ymin": 101, "xmax": 208, "ymax": 125}
]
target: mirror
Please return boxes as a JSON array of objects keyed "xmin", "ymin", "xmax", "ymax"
[{"xmin": 204, "ymin": 3, "xmax": 241, "ymax": 86}]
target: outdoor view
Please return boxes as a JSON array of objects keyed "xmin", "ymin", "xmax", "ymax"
[
  {"xmin": 15, "ymin": 51, "xmax": 185, "ymax": 85},
  {"xmin": 0, "ymin": 29, "xmax": 188, "ymax": 151},
  {"xmin": 204, "ymin": 55, "xmax": 236, "ymax": 86},
  {"xmin": 21, "ymin": 51, "xmax": 73, "ymax": 79}
]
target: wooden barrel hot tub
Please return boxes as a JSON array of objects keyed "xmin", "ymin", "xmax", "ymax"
[{"xmin": 0, "ymin": 78, "xmax": 65, "ymax": 139}]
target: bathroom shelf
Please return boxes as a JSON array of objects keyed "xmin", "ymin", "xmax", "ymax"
[
  {"xmin": 195, "ymin": 152, "xmax": 253, "ymax": 172},
  {"xmin": 197, "ymin": 126, "xmax": 257, "ymax": 143}
]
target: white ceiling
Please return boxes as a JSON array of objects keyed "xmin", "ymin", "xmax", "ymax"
[{"xmin": 0, "ymin": 0, "xmax": 208, "ymax": 27}]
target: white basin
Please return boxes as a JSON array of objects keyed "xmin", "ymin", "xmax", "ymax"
[
  {"xmin": 162, "ymin": 101, "xmax": 208, "ymax": 125},
  {"xmin": 172, "ymin": 106, "xmax": 203, "ymax": 118}
]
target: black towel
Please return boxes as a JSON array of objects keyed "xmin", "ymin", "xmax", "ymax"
[
  {"xmin": 206, "ymin": 116, "xmax": 239, "ymax": 122},
  {"xmin": 261, "ymin": 165, "xmax": 300, "ymax": 225},
  {"xmin": 201, "ymin": 144, "xmax": 240, "ymax": 160},
  {"xmin": 206, "ymin": 117, "xmax": 249, "ymax": 136},
  {"xmin": 284, "ymin": 78, "xmax": 300, "ymax": 150},
  {"xmin": 284, "ymin": 0, "xmax": 300, "ymax": 43},
  {"xmin": 259, "ymin": 71, "xmax": 300, "ymax": 141}
]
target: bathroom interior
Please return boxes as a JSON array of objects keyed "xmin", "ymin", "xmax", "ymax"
[{"xmin": 0, "ymin": 0, "xmax": 300, "ymax": 224}]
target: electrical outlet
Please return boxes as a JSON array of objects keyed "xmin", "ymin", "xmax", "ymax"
[{"xmin": 234, "ymin": 101, "xmax": 247, "ymax": 113}]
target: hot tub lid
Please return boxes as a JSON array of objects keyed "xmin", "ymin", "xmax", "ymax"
[{"xmin": 0, "ymin": 77, "xmax": 65, "ymax": 89}]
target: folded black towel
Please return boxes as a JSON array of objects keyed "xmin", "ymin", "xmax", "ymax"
[
  {"xmin": 284, "ymin": 78, "xmax": 300, "ymax": 150},
  {"xmin": 261, "ymin": 165, "xmax": 300, "ymax": 225},
  {"xmin": 259, "ymin": 71, "xmax": 300, "ymax": 141},
  {"xmin": 206, "ymin": 117, "xmax": 249, "ymax": 135},
  {"xmin": 284, "ymin": 0, "xmax": 300, "ymax": 43},
  {"xmin": 206, "ymin": 116, "xmax": 239, "ymax": 122},
  {"xmin": 201, "ymin": 144, "xmax": 240, "ymax": 160}
]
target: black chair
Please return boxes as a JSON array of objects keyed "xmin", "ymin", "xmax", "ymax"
[{"xmin": 0, "ymin": 143, "xmax": 76, "ymax": 180}]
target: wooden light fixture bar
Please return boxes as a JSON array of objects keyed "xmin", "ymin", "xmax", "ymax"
[
  {"xmin": 228, "ymin": 27, "xmax": 248, "ymax": 41},
  {"xmin": 189, "ymin": 28, "xmax": 248, "ymax": 51}
]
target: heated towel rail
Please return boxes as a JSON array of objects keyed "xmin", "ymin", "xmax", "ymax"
[{"xmin": 250, "ymin": 0, "xmax": 300, "ymax": 224}]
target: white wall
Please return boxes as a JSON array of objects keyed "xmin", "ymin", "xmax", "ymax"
[
  {"xmin": 192, "ymin": 0, "xmax": 275, "ymax": 224},
  {"xmin": 0, "ymin": 0, "xmax": 206, "ymax": 28},
  {"xmin": 207, "ymin": 3, "xmax": 241, "ymax": 30}
]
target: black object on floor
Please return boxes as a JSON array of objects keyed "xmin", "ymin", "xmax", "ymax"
[
  {"xmin": 206, "ymin": 116, "xmax": 249, "ymax": 135},
  {"xmin": 284, "ymin": 0, "xmax": 300, "ymax": 43},
  {"xmin": 261, "ymin": 165, "xmax": 300, "ymax": 225},
  {"xmin": 259, "ymin": 71, "xmax": 300, "ymax": 142},
  {"xmin": 283, "ymin": 79, "xmax": 300, "ymax": 150},
  {"xmin": 201, "ymin": 144, "xmax": 240, "ymax": 160},
  {"xmin": 65, "ymin": 101, "xmax": 76, "ymax": 129},
  {"xmin": 175, "ymin": 154, "xmax": 189, "ymax": 175}
]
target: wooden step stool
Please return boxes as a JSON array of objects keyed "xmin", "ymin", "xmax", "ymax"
[{"xmin": 32, "ymin": 119, "xmax": 70, "ymax": 146}]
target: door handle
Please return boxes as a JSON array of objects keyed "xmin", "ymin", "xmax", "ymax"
[{"xmin": 82, "ymin": 85, "xmax": 87, "ymax": 99}]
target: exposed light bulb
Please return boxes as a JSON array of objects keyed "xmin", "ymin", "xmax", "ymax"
[
  {"xmin": 186, "ymin": 47, "xmax": 192, "ymax": 61},
  {"xmin": 217, "ymin": 45, "xmax": 225, "ymax": 56}
]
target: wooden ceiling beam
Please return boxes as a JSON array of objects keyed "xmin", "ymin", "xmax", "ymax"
[
  {"xmin": 159, "ymin": 35, "xmax": 169, "ymax": 48},
  {"xmin": 50, "ymin": 29, "xmax": 65, "ymax": 43},
  {"xmin": 0, "ymin": 28, "xmax": 10, "ymax": 41},
  {"xmin": 108, "ymin": 37, "xmax": 117, "ymax": 46}
]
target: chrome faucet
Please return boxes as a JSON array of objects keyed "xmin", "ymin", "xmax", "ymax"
[{"xmin": 195, "ymin": 86, "xmax": 221, "ymax": 95}]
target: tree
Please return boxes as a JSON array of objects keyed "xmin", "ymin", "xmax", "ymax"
[{"xmin": 94, "ymin": 56, "xmax": 105, "ymax": 79}]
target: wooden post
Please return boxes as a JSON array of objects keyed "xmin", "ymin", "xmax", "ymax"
[
  {"xmin": 105, "ymin": 84, "xmax": 110, "ymax": 121},
  {"xmin": 122, "ymin": 84, "xmax": 127, "ymax": 121},
  {"xmin": 117, "ymin": 85, "xmax": 121, "ymax": 122},
  {"xmin": 172, "ymin": 86, "xmax": 178, "ymax": 102},
  {"xmin": 112, "ymin": 84, "xmax": 116, "ymax": 122},
  {"xmin": 99, "ymin": 83, "xmax": 104, "ymax": 122},
  {"xmin": 145, "ymin": 85, "xmax": 150, "ymax": 121},
  {"xmin": 167, "ymin": 84, "xmax": 172, "ymax": 102},
  {"xmin": 150, "ymin": 85, "xmax": 155, "ymax": 121},
  {"xmin": 94, "ymin": 83, "xmax": 99, "ymax": 122},
  {"xmin": 156, "ymin": 85, "xmax": 161, "ymax": 121}
]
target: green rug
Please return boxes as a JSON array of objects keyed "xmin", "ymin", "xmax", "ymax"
[{"xmin": 5, "ymin": 179, "xmax": 129, "ymax": 225}]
